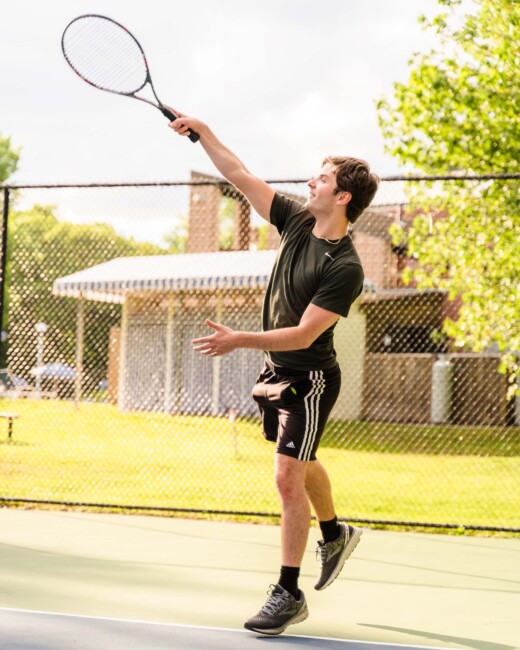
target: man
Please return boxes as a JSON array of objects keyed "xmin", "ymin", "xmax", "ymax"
[{"xmin": 170, "ymin": 112, "xmax": 379, "ymax": 635}]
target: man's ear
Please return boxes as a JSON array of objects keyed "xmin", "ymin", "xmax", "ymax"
[{"xmin": 336, "ymin": 191, "xmax": 352, "ymax": 206}]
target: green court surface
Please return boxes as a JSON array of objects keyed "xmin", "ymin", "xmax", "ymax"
[{"xmin": 0, "ymin": 509, "xmax": 518, "ymax": 649}]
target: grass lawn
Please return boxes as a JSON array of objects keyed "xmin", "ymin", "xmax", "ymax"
[{"xmin": 1, "ymin": 398, "xmax": 519, "ymax": 532}]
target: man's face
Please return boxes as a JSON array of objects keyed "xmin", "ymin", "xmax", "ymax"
[{"xmin": 305, "ymin": 162, "xmax": 339, "ymax": 213}]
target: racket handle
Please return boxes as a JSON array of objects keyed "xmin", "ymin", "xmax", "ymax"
[{"xmin": 161, "ymin": 107, "xmax": 200, "ymax": 143}]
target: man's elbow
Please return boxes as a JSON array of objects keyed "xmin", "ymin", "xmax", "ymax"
[
  {"xmin": 226, "ymin": 168, "xmax": 250, "ymax": 190},
  {"xmin": 297, "ymin": 331, "xmax": 318, "ymax": 350}
]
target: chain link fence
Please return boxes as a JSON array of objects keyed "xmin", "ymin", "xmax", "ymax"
[{"xmin": 0, "ymin": 175, "xmax": 519, "ymax": 533}]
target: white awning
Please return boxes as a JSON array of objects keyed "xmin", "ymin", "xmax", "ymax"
[{"xmin": 52, "ymin": 250, "xmax": 278, "ymax": 303}]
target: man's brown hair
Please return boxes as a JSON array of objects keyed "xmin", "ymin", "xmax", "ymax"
[{"xmin": 323, "ymin": 156, "xmax": 379, "ymax": 224}]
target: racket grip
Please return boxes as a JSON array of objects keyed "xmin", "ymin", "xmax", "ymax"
[{"xmin": 162, "ymin": 107, "xmax": 200, "ymax": 143}]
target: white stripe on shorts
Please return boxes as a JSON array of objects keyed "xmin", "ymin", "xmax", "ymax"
[{"xmin": 300, "ymin": 370, "xmax": 325, "ymax": 461}]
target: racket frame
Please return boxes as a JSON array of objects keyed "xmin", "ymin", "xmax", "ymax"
[{"xmin": 61, "ymin": 14, "xmax": 199, "ymax": 143}]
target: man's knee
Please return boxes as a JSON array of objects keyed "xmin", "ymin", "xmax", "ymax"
[{"xmin": 275, "ymin": 454, "xmax": 307, "ymax": 501}]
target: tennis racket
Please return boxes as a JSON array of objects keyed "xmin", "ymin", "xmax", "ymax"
[{"xmin": 61, "ymin": 14, "xmax": 199, "ymax": 143}]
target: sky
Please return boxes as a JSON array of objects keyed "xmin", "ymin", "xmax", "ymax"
[{"xmin": 1, "ymin": 0, "xmax": 447, "ymax": 242}]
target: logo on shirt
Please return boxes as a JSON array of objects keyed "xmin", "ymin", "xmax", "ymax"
[
  {"xmin": 286, "ymin": 441, "xmax": 296, "ymax": 449},
  {"xmin": 324, "ymin": 252, "xmax": 336, "ymax": 261}
]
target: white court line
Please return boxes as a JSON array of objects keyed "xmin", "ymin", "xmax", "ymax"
[{"xmin": 0, "ymin": 606, "xmax": 447, "ymax": 650}]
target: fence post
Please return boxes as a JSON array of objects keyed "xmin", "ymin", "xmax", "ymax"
[
  {"xmin": 164, "ymin": 294, "xmax": 175, "ymax": 412},
  {"xmin": 74, "ymin": 294, "xmax": 85, "ymax": 408},
  {"xmin": 211, "ymin": 291, "xmax": 223, "ymax": 416},
  {"xmin": 0, "ymin": 188, "xmax": 10, "ymax": 361}
]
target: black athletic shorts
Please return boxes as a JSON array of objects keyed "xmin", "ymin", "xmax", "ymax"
[{"xmin": 251, "ymin": 359, "xmax": 341, "ymax": 461}]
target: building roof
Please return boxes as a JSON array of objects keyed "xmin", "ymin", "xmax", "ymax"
[
  {"xmin": 53, "ymin": 250, "xmax": 279, "ymax": 303},
  {"xmin": 53, "ymin": 249, "xmax": 377, "ymax": 304}
]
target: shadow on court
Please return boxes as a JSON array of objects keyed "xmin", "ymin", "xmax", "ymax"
[
  {"xmin": 359, "ymin": 625, "xmax": 519, "ymax": 650},
  {"xmin": 0, "ymin": 509, "xmax": 518, "ymax": 650}
]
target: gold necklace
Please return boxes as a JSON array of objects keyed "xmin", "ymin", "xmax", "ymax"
[{"xmin": 318, "ymin": 236, "xmax": 343, "ymax": 245}]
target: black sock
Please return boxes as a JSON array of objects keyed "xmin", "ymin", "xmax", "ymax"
[
  {"xmin": 278, "ymin": 566, "xmax": 300, "ymax": 599},
  {"xmin": 319, "ymin": 516, "xmax": 340, "ymax": 543}
]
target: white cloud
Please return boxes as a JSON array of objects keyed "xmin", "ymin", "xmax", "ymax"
[{"xmin": 1, "ymin": 0, "xmax": 450, "ymax": 241}]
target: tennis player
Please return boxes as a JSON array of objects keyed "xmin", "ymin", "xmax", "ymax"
[{"xmin": 170, "ymin": 112, "xmax": 379, "ymax": 635}]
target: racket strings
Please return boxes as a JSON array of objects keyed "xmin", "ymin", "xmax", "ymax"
[
  {"xmin": 65, "ymin": 20, "xmax": 145, "ymax": 89},
  {"xmin": 66, "ymin": 25, "xmax": 145, "ymax": 92},
  {"xmin": 66, "ymin": 34, "xmax": 143, "ymax": 92},
  {"xmin": 63, "ymin": 17, "xmax": 148, "ymax": 94}
]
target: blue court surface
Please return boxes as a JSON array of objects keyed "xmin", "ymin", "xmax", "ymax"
[{"xmin": 0, "ymin": 509, "xmax": 518, "ymax": 649}]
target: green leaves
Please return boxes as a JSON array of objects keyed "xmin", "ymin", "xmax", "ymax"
[
  {"xmin": 377, "ymin": 0, "xmax": 520, "ymax": 392},
  {"xmin": 380, "ymin": 1, "xmax": 520, "ymax": 173},
  {"xmin": 5, "ymin": 204, "xmax": 165, "ymax": 387},
  {"xmin": 0, "ymin": 134, "xmax": 19, "ymax": 184}
]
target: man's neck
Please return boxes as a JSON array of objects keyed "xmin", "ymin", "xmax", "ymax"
[{"xmin": 311, "ymin": 212, "xmax": 349, "ymax": 241}]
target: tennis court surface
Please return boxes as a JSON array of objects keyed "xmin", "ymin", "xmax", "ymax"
[{"xmin": 1, "ymin": 509, "xmax": 518, "ymax": 649}]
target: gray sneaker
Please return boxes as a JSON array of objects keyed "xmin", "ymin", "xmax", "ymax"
[
  {"xmin": 244, "ymin": 584, "xmax": 308, "ymax": 635},
  {"xmin": 314, "ymin": 523, "xmax": 362, "ymax": 590}
]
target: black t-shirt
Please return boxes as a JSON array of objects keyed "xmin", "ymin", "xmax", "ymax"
[{"xmin": 262, "ymin": 192, "xmax": 364, "ymax": 370}]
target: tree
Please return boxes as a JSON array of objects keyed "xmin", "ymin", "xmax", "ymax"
[
  {"xmin": 0, "ymin": 134, "xmax": 20, "ymax": 365},
  {"xmin": 218, "ymin": 196, "xmax": 236, "ymax": 251},
  {"xmin": 0, "ymin": 134, "xmax": 19, "ymax": 183},
  {"xmin": 6, "ymin": 205, "xmax": 164, "ymax": 391},
  {"xmin": 162, "ymin": 197, "xmax": 244, "ymax": 252},
  {"xmin": 162, "ymin": 215, "xmax": 188, "ymax": 253},
  {"xmin": 377, "ymin": 0, "xmax": 520, "ymax": 393}
]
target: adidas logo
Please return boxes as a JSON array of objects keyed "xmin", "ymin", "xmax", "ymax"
[{"xmin": 286, "ymin": 441, "xmax": 296, "ymax": 449}]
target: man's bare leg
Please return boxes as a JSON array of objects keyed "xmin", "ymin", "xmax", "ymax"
[
  {"xmin": 242, "ymin": 453, "xmax": 311, "ymax": 635},
  {"xmin": 305, "ymin": 458, "xmax": 363, "ymax": 590},
  {"xmin": 275, "ymin": 453, "xmax": 311, "ymax": 567},
  {"xmin": 304, "ymin": 458, "xmax": 336, "ymax": 521}
]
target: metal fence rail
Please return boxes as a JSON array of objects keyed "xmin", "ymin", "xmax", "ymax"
[{"xmin": 0, "ymin": 175, "xmax": 519, "ymax": 533}]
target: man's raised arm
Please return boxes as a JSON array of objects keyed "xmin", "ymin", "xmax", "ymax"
[{"xmin": 168, "ymin": 111, "xmax": 275, "ymax": 222}]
